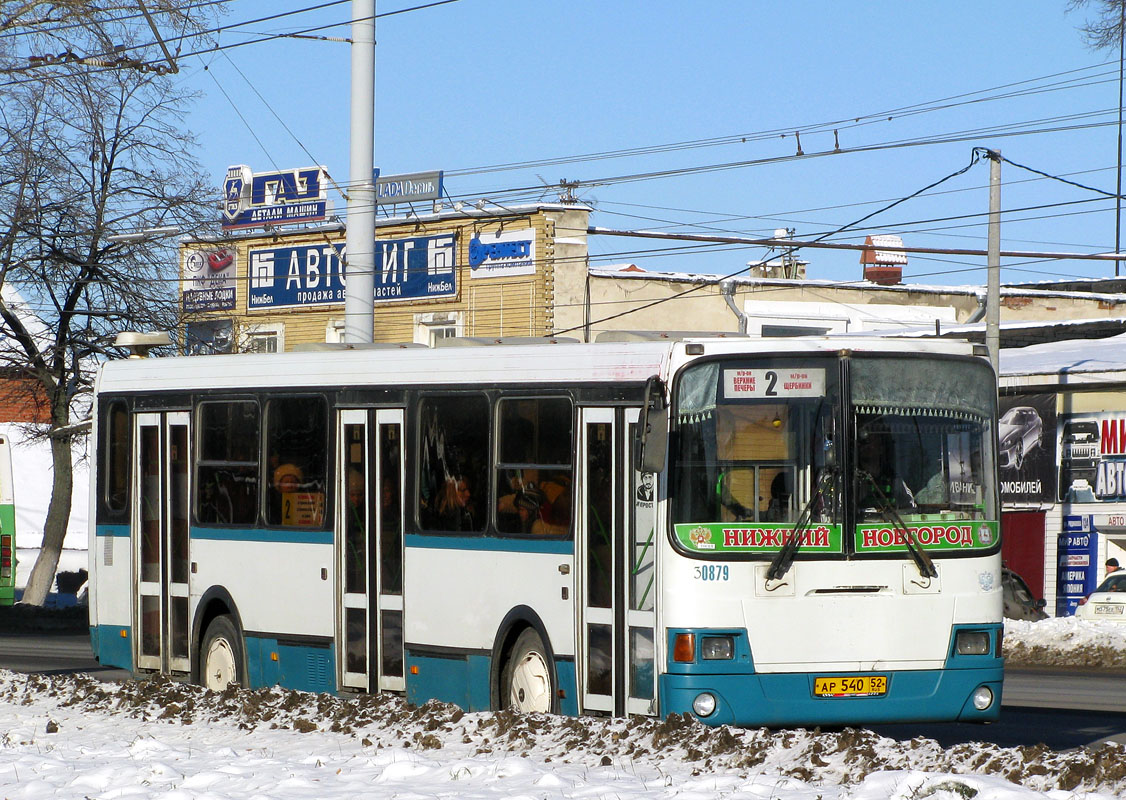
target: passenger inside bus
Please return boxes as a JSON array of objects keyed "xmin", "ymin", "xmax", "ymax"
[
  {"xmin": 436, "ymin": 474, "xmax": 475, "ymax": 531},
  {"xmin": 856, "ymin": 432, "xmax": 916, "ymax": 512}
]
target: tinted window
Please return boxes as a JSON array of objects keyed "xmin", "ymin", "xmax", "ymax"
[
  {"xmin": 418, "ymin": 395, "xmax": 488, "ymax": 533},
  {"xmin": 265, "ymin": 397, "xmax": 328, "ymax": 528},
  {"xmin": 495, "ymin": 398, "xmax": 573, "ymax": 535},
  {"xmin": 196, "ymin": 401, "xmax": 259, "ymax": 525},
  {"xmin": 103, "ymin": 400, "xmax": 130, "ymax": 513}
]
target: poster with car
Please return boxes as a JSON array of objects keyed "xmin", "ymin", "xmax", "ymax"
[
  {"xmin": 1057, "ymin": 398, "xmax": 1126, "ymax": 503},
  {"xmin": 998, "ymin": 393, "xmax": 1056, "ymax": 505}
]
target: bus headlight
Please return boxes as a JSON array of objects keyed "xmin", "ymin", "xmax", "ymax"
[
  {"xmin": 692, "ymin": 692, "xmax": 717, "ymax": 717},
  {"xmin": 972, "ymin": 686, "xmax": 994, "ymax": 711},
  {"xmin": 701, "ymin": 636, "xmax": 734, "ymax": 660},
  {"xmin": 955, "ymin": 630, "xmax": 990, "ymax": 655}
]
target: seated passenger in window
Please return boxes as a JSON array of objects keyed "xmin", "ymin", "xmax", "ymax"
[
  {"xmin": 532, "ymin": 489, "xmax": 570, "ymax": 536},
  {"xmin": 764, "ymin": 471, "xmax": 792, "ymax": 522},
  {"xmin": 437, "ymin": 474, "xmax": 475, "ymax": 531},
  {"xmin": 507, "ymin": 486, "xmax": 544, "ymax": 533}
]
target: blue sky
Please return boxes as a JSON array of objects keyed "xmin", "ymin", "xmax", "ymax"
[{"xmin": 172, "ymin": 1, "xmax": 1124, "ymax": 286}]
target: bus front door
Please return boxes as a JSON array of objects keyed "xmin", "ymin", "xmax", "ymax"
[
  {"xmin": 337, "ymin": 409, "xmax": 405, "ymax": 693},
  {"xmin": 134, "ymin": 411, "xmax": 191, "ymax": 675},
  {"xmin": 578, "ymin": 407, "xmax": 657, "ymax": 717}
]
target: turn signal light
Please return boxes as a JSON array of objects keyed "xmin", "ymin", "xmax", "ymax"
[{"xmin": 673, "ymin": 633, "xmax": 695, "ymax": 663}]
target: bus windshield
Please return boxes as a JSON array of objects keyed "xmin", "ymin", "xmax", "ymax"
[
  {"xmin": 852, "ymin": 356, "xmax": 995, "ymax": 523},
  {"xmin": 670, "ymin": 358, "xmax": 842, "ymax": 546}
]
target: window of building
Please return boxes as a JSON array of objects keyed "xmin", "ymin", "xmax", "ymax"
[
  {"xmin": 417, "ymin": 395, "xmax": 488, "ymax": 533},
  {"xmin": 103, "ymin": 400, "xmax": 130, "ymax": 514},
  {"xmin": 185, "ymin": 319, "xmax": 234, "ymax": 355},
  {"xmin": 264, "ymin": 397, "xmax": 328, "ymax": 527},
  {"xmin": 495, "ymin": 397, "xmax": 573, "ymax": 536},
  {"xmin": 414, "ymin": 312, "xmax": 462, "ymax": 347},
  {"xmin": 243, "ymin": 326, "xmax": 282, "ymax": 353},
  {"xmin": 196, "ymin": 400, "xmax": 259, "ymax": 525}
]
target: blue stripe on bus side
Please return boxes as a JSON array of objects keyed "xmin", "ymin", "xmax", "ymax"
[
  {"xmin": 404, "ymin": 533, "xmax": 573, "ymax": 554},
  {"xmin": 96, "ymin": 524, "xmax": 130, "ymax": 537},
  {"xmin": 191, "ymin": 527, "xmax": 333, "ymax": 545}
]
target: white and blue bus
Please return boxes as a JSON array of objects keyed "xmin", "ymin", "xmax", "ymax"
[{"xmin": 88, "ymin": 334, "xmax": 1003, "ymax": 726}]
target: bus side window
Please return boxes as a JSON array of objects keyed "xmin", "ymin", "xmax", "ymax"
[
  {"xmin": 264, "ymin": 397, "xmax": 328, "ymax": 528},
  {"xmin": 103, "ymin": 400, "xmax": 130, "ymax": 515},
  {"xmin": 196, "ymin": 401, "xmax": 259, "ymax": 526},
  {"xmin": 418, "ymin": 395, "xmax": 488, "ymax": 534},
  {"xmin": 495, "ymin": 397, "xmax": 573, "ymax": 536}
]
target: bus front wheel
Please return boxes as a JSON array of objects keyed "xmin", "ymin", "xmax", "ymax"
[
  {"xmin": 503, "ymin": 628, "xmax": 553, "ymax": 713},
  {"xmin": 201, "ymin": 615, "xmax": 243, "ymax": 691}
]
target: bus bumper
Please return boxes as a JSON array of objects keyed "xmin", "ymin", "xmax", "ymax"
[
  {"xmin": 660, "ymin": 624, "xmax": 1004, "ymax": 726},
  {"xmin": 659, "ymin": 666, "xmax": 1003, "ymax": 726}
]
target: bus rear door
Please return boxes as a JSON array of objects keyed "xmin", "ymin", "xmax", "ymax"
[{"xmin": 133, "ymin": 412, "xmax": 191, "ymax": 675}]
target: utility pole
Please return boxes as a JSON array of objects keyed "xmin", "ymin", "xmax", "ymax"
[
  {"xmin": 1117, "ymin": 0, "xmax": 1124, "ymax": 277},
  {"xmin": 344, "ymin": 0, "xmax": 376, "ymax": 343},
  {"xmin": 986, "ymin": 150, "xmax": 1001, "ymax": 374}
]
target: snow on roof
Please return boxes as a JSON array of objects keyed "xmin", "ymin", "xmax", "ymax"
[
  {"xmin": 586, "ymin": 268, "xmax": 1126, "ymax": 302},
  {"xmin": 1000, "ymin": 331, "xmax": 1126, "ymax": 380}
]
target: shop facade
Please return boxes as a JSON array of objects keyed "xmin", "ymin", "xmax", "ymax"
[
  {"xmin": 999, "ymin": 336, "xmax": 1126, "ymax": 615},
  {"xmin": 181, "ymin": 199, "xmax": 592, "ymax": 351}
]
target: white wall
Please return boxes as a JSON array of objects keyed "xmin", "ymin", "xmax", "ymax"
[{"xmin": 1, "ymin": 423, "xmax": 90, "ymax": 553}]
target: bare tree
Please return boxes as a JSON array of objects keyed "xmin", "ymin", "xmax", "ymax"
[
  {"xmin": 0, "ymin": 12, "xmax": 217, "ymax": 604},
  {"xmin": 1068, "ymin": 0, "xmax": 1126, "ymax": 49}
]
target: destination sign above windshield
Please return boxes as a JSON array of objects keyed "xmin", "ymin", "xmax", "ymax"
[{"xmin": 723, "ymin": 368, "xmax": 825, "ymax": 399}]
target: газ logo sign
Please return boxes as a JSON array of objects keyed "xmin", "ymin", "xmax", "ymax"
[{"xmin": 222, "ymin": 165, "xmax": 331, "ymax": 230}]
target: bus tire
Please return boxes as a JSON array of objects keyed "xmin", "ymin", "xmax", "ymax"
[
  {"xmin": 200, "ymin": 615, "xmax": 243, "ymax": 691},
  {"xmin": 502, "ymin": 628, "xmax": 553, "ymax": 713}
]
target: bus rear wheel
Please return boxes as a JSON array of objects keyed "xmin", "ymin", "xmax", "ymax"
[
  {"xmin": 201, "ymin": 615, "xmax": 243, "ymax": 691},
  {"xmin": 503, "ymin": 628, "xmax": 553, "ymax": 713}
]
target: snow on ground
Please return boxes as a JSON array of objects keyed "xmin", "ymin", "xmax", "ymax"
[
  {"xmin": 1005, "ymin": 616, "xmax": 1126, "ymax": 669},
  {"xmin": 2, "ymin": 649, "xmax": 1126, "ymax": 800}
]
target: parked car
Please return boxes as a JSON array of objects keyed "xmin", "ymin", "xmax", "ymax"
[
  {"xmin": 1075, "ymin": 573, "xmax": 1126, "ymax": 621},
  {"xmin": 998, "ymin": 406, "xmax": 1043, "ymax": 471},
  {"xmin": 1002, "ymin": 566, "xmax": 1048, "ymax": 621}
]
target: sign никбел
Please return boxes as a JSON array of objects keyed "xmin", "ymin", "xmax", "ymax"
[{"xmin": 247, "ymin": 234, "xmax": 457, "ymax": 310}]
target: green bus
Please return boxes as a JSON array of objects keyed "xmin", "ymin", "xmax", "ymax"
[{"xmin": 0, "ymin": 434, "xmax": 15, "ymax": 605}]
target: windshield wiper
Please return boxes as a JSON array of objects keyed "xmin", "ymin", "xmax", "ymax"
[
  {"xmin": 857, "ymin": 469, "xmax": 937, "ymax": 579},
  {"xmin": 766, "ymin": 468, "xmax": 835, "ymax": 581}
]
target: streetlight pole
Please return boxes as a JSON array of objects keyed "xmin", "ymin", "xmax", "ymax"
[
  {"xmin": 344, "ymin": 0, "xmax": 376, "ymax": 344},
  {"xmin": 986, "ymin": 150, "xmax": 1001, "ymax": 374},
  {"xmin": 1117, "ymin": 1, "xmax": 1124, "ymax": 277}
]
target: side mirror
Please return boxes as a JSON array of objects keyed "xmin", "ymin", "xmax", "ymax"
[{"xmin": 634, "ymin": 376, "xmax": 668, "ymax": 474}]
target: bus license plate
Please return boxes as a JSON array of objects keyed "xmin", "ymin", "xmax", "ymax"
[
  {"xmin": 813, "ymin": 675, "xmax": 888, "ymax": 697},
  {"xmin": 1095, "ymin": 604, "xmax": 1124, "ymax": 615}
]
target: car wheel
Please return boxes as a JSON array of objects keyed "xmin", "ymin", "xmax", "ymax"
[
  {"xmin": 200, "ymin": 615, "xmax": 243, "ymax": 691},
  {"xmin": 502, "ymin": 628, "xmax": 553, "ymax": 713},
  {"xmin": 1014, "ymin": 441, "xmax": 1024, "ymax": 471}
]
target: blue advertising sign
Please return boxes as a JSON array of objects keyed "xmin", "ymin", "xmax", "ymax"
[
  {"xmin": 247, "ymin": 234, "xmax": 457, "ymax": 310},
  {"xmin": 1057, "ymin": 515, "xmax": 1099, "ymax": 616},
  {"xmin": 248, "ymin": 244, "xmax": 346, "ymax": 310},
  {"xmin": 223, "ymin": 165, "xmax": 331, "ymax": 231},
  {"xmin": 373, "ymin": 233, "xmax": 456, "ymax": 302}
]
